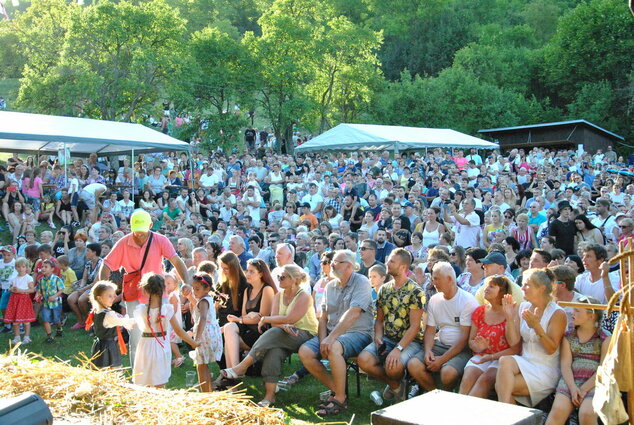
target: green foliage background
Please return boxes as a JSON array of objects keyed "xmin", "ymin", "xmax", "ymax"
[{"xmin": 0, "ymin": 0, "xmax": 632, "ymax": 151}]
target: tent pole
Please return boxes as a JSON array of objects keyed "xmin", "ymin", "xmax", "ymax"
[
  {"xmin": 63, "ymin": 142, "xmax": 67, "ymax": 189},
  {"xmin": 131, "ymin": 148, "xmax": 135, "ymax": 204},
  {"xmin": 189, "ymin": 146, "xmax": 194, "ymax": 191}
]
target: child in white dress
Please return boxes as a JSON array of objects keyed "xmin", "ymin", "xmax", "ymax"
[
  {"xmin": 133, "ymin": 273, "xmax": 197, "ymax": 387},
  {"xmin": 187, "ymin": 273, "xmax": 223, "ymax": 392}
]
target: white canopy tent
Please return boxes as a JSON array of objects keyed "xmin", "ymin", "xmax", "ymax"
[
  {"xmin": 294, "ymin": 123, "xmax": 499, "ymax": 153},
  {"xmin": 0, "ymin": 111, "xmax": 192, "ymax": 201},
  {"xmin": 0, "ymin": 111, "xmax": 191, "ymax": 155}
]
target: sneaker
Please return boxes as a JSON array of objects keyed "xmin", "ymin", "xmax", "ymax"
[
  {"xmin": 283, "ymin": 373, "xmax": 300, "ymax": 386},
  {"xmin": 55, "ymin": 329, "xmax": 63, "ymax": 338},
  {"xmin": 49, "ymin": 222, "xmax": 56, "ymax": 229},
  {"xmin": 11, "ymin": 336, "xmax": 21, "ymax": 344},
  {"xmin": 407, "ymin": 384, "xmax": 419, "ymax": 399},
  {"xmin": 0, "ymin": 326, "xmax": 11, "ymax": 334},
  {"xmin": 45, "ymin": 336, "xmax": 54, "ymax": 344},
  {"xmin": 22, "ymin": 336, "xmax": 32, "ymax": 344},
  {"xmin": 71, "ymin": 322, "xmax": 85, "ymax": 330}
]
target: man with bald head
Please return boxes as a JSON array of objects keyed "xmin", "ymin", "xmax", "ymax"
[{"xmin": 407, "ymin": 261, "xmax": 477, "ymax": 394}]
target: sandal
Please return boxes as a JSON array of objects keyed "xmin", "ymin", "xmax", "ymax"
[
  {"xmin": 283, "ymin": 373, "xmax": 300, "ymax": 386},
  {"xmin": 257, "ymin": 399, "xmax": 275, "ymax": 408},
  {"xmin": 220, "ymin": 368, "xmax": 244, "ymax": 380},
  {"xmin": 316, "ymin": 399, "xmax": 347, "ymax": 417},
  {"xmin": 317, "ymin": 394, "xmax": 334, "ymax": 409}
]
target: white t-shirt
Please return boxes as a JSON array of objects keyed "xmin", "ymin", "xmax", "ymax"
[
  {"xmin": 10, "ymin": 274, "xmax": 33, "ymax": 291},
  {"xmin": 591, "ymin": 215, "xmax": 617, "ymax": 243},
  {"xmin": 574, "ymin": 270, "xmax": 620, "ymax": 303},
  {"xmin": 301, "ymin": 193, "xmax": 324, "ymax": 212},
  {"xmin": 453, "ymin": 211, "xmax": 481, "ymax": 249},
  {"xmin": 427, "ymin": 288, "xmax": 478, "ymax": 346},
  {"xmin": 199, "ymin": 173, "xmax": 219, "ymax": 188},
  {"xmin": 243, "ymin": 193, "xmax": 262, "ymax": 222},
  {"xmin": 83, "ymin": 183, "xmax": 107, "ymax": 196}
]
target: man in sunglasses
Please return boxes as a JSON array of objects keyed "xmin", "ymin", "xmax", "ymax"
[{"xmin": 358, "ymin": 240, "xmax": 382, "ymax": 278}]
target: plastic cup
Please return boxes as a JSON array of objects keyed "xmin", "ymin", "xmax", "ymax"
[
  {"xmin": 370, "ymin": 390, "xmax": 383, "ymax": 406},
  {"xmin": 185, "ymin": 371, "xmax": 197, "ymax": 387}
]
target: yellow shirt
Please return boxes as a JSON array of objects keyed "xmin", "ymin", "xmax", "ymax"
[
  {"xmin": 60, "ymin": 268, "xmax": 77, "ymax": 295},
  {"xmin": 279, "ymin": 288, "xmax": 318, "ymax": 335}
]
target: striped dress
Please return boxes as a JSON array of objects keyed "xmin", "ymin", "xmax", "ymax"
[{"xmin": 555, "ymin": 327, "xmax": 609, "ymax": 399}]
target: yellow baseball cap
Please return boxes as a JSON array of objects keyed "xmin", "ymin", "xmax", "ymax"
[{"xmin": 130, "ymin": 210, "xmax": 152, "ymax": 233}]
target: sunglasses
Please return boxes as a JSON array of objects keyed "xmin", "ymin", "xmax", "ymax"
[
  {"xmin": 360, "ymin": 247, "xmax": 375, "ymax": 251},
  {"xmin": 279, "ymin": 274, "xmax": 289, "ymax": 281},
  {"xmin": 268, "ymin": 240, "xmax": 278, "ymax": 243},
  {"xmin": 330, "ymin": 260, "xmax": 350, "ymax": 266}
]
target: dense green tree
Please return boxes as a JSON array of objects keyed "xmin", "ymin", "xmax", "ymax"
[
  {"xmin": 176, "ymin": 26, "xmax": 258, "ymax": 150},
  {"xmin": 17, "ymin": 0, "xmax": 186, "ymax": 121},
  {"xmin": 542, "ymin": 0, "xmax": 634, "ymax": 102},
  {"xmin": 371, "ymin": 67, "xmax": 553, "ymax": 135},
  {"xmin": 304, "ymin": 16, "xmax": 383, "ymax": 132}
]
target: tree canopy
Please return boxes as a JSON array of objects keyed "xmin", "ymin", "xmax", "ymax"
[{"xmin": 1, "ymin": 0, "xmax": 631, "ymax": 151}]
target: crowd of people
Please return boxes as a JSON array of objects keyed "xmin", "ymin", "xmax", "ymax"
[{"xmin": 0, "ymin": 144, "xmax": 632, "ymax": 421}]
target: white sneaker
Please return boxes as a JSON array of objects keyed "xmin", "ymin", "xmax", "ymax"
[
  {"xmin": 22, "ymin": 336, "xmax": 32, "ymax": 344},
  {"xmin": 11, "ymin": 336, "xmax": 21, "ymax": 344}
]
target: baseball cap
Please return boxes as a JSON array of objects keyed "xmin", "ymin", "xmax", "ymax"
[
  {"xmin": 0, "ymin": 245, "xmax": 16, "ymax": 255},
  {"xmin": 480, "ymin": 252, "xmax": 507, "ymax": 267},
  {"xmin": 130, "ymin": 210, "xmax": 152, "ymax": 233},
  {"xmin": 300, "ymin": 202, "xmax": 311, "ymax": 209}
]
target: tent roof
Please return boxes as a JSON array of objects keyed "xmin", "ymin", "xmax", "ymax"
[
  {"xmin": 0, "ymin": 111, "xmax": 191, "ymax": 155},
  {"xmin": 294, "ymin": 124, "xmax": 498, "ymax": 153}
]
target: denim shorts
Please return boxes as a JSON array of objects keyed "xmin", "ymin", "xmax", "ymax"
[
  {"xmin": 41, "ymin": 305, "xmax": 62, "ymax": 324},
  {"xmin": 302, "ymin": 331, "xmax": 371, "ymax": 359},
  {"xmin": 413, "ymin": 340, "xmax": 472, "ymax": 375},
  {"xmin": 363, "ymin": 337, "xmax": 422, "ymax": 367}
]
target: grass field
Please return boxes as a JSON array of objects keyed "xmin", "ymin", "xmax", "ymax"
[{"xmin": 1, "ymin": 315, "xmax": 383, "ymax": 424}]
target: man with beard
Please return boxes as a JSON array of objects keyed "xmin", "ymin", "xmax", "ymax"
[
  {"xmin": 375, "ymin": 229, "xmax": 395, "ymax": 264},
  {"xmin": 357, "ymin": 249, "xmax": 424, "ymax": 402},
  {"xmin": 299, "ymin": 249, "xmax": 373, "ymax": 416}
]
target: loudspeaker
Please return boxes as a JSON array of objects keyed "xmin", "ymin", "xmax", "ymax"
[{"xmin": 0, "ymin": 392, "xmax": 53, "ymax": 425}]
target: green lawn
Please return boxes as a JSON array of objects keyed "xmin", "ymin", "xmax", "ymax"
[{"xmin": 1, "ymin": 317, "xmax": 383, "ymax": 424}]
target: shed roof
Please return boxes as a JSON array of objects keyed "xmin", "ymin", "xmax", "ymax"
[{"xmin": 478, "ymin": 120, "xmax": 624, "ymax": 141}]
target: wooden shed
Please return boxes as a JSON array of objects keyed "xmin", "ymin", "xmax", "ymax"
[{"xmin": 478, "ymin": 120, "xmax": 623, "ymax": 153}]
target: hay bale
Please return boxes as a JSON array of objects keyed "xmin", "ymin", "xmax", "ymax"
[{"xmin": 0, "ymin": 349, "xmax": 286, "ymax": 425}]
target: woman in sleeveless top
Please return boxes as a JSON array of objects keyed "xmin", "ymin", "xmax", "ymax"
[
  {"xmin": 496, "ymin": 268, "xmax": 567, "ymax": 407},
  {"xmin": 267, "ymin": 163, "xmax": 285, "ymax": 206},
  {"xmin": 415, "ymin": 207, "xmax": 445, "ymax": 248},
  {"xmin": 222, "ymin": 259, "xmax": 277, "ymax": 370},
  {"xmin": 512, "ymin": 214, "xmax": 537, "ymax": 251},
  {"xmin": 484, "ymin": 208, "xmax": 505, "ymax": 249},
  {"xmin": 220, "ymin": 264, "xmax": 318, "ymax": 407}
]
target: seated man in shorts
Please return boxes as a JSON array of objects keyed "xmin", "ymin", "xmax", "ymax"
[
  {"xmin": 407, "ymin": 261, "xmax": 478, "ymax": 392},
  {"xmin": 298, "ymin": 249, "xmax": 373, "ymax": 417},
  {"xmin": 358, "ymin": 248, "xmax": 424, "ymax": 402}
]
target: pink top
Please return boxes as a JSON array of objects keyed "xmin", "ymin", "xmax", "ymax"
[
  {"xmin": 22, "ymin": 177, "xmax": 43, "ymax": 198},
  {"xmin": 471, "ymin": 305, "xmax": 510, "ymax": 355},
  {"xmin": 103, "ymin": 232, "xmax": 176, "ymax": 303}
]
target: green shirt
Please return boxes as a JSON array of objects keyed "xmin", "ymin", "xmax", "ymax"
[
  {"xmin": 39, "ymin": 275, "xmax": 65, "ymax": 309},
  {"xmin": 377, "ymin": 278, "xmax": 425, "ymax": 342}
]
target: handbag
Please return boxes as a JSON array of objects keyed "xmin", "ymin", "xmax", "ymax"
[{"xmin": 121, "ymin": 232, "xmax": 154, "ymax": 302}]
